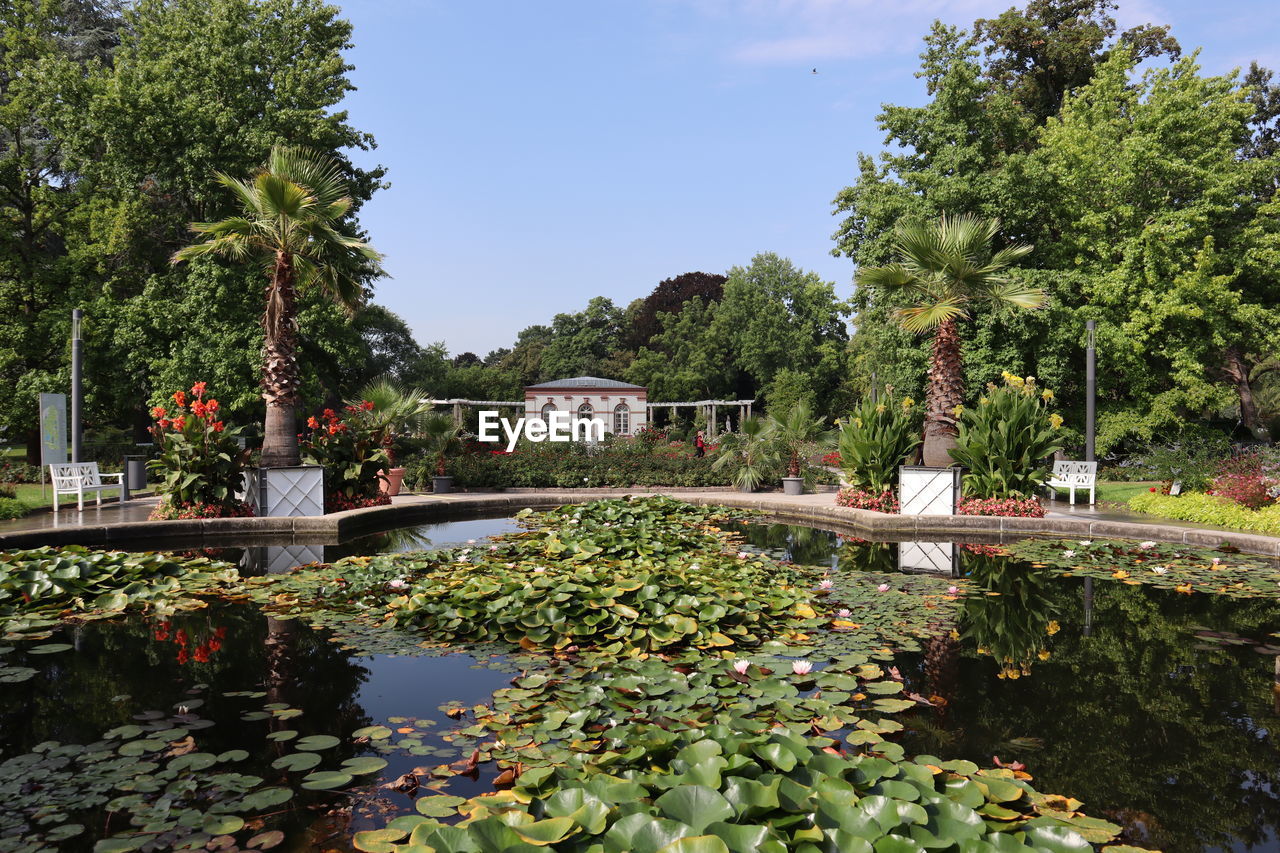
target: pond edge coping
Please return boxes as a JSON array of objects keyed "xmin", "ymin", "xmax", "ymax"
[{"xmin": 0, "ymin": 489, "xmax": 1277, "ymax": 558}]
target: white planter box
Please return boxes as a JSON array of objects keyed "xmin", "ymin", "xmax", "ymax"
[
  {"xmin": 899, "ymin": 466, "xmax": 961, "ymax": 516},
  {"xmin": 245, "ymin": 465, "xmax": 325, "ymax": 518}
]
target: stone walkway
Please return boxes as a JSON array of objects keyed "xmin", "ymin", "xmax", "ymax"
[{"xmin": 0, "ymin": 487, "xmax": 1276, "ymax": 558}]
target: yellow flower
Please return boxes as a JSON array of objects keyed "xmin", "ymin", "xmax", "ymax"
[
  {"xmin": 853, "ymin": 417, "xmax": 863, "ymax": 428},
  {"xmin": 1007, "ymin": 669, "xmax": 1021, "ymax": 680},
  {"xmin": 1041, "ymin": 388, "xmax": 1054, "ymax": 401},
  {"xmin": 1037, "ymin": 649, "xmax": 1051, "ymax": 661},
  {"xmin": 1049, "ymin": 413, "xmax": 1064, "ymax": 429},
  {"xmin": 979, "ymin": 397, "xmax": 991, "ymax": 406},
  {"xmin": 875, "ymin": 404, "xmax": 886, "ymax": 414},
  {"xmin": 976, "ymin": 646, "xmax": 989, "ymax": 655},
  {"xmin": 1046, "ymin": 620, "xmax": 1060, "ymax": 636},
  {"xmin": 901, "ymin": 397, "xmax": 914, "ymax": 410},
  {"xmin": 951, "ymin": 404, "xmax": 964, "ymax": 418}
]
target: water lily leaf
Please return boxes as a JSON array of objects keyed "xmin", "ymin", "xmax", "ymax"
[
  {"xmin": 1024, "ymin": 826, "xmax": 1092, "ymax": 853},
  {"xmin": 202, "ymin": 815, "xmax": 245, "ymax": 835},
  {"xmin": 353, "ymin": 829, "xmax": 408, "ymax": 853},
  {"xmin": 341, "ymin": 756, "xmax": 389, "ymax": 775},
  {"xmin": 247, "ymin": 830, "xmax": 285, "ymax": 849},
  {"xmin": 28, "ymin": 642, "xmax": 73, "ymax": 654},
  {"xmin": 353, "ymin": 725, "xmax": 393, "ymax": 740},
  {"xmin": 265, "ymin": 730, "xmax": 297, "ymax": 742},
  {"xmin": 301, "ymin": 769, "xmax": 353, "ymax": 790},
  {"xmin": 655, "ymin": 786, "xmax": 734, "ymax": 833},
  {"xmin": 416, "ymin": 794, "xmax": 467, "ymax": 817},
  {"xmin": 510, "ymin": 816, "xmax": 577, "ymax": 845},
  {"xmin": 241, "ymin": 787, "xmax": 293, "ymax": 810},
  {"xmin": 655, "ymin": 837, "xmax": 731, "ymax": 853},
  {"xmin": 271, "ymin": 752, "xmax": 321, "ymax": 772},
  {"xmin": 94, "ymin": 837, "xmax": 144, "ymax": 852},
  {"xmin": 294, "ymin": 734, "xmax": 341, "ymax": 751}
]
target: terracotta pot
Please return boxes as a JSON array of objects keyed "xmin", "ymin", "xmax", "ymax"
[{"xmin": 379, "ymin": 467, "xmax": 407, "ymax": 496}]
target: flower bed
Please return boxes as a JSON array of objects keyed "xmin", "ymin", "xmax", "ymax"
[
  {"xmin": 957, "ymin": 496, "xmax": 1046, "ymax": 518},
  {"xmin": 835, "ymin": 486, "xmax": 898, "ymax": 513},
  {"xmin": 150, "ymin": 500, "xmax": 254, "ymax": 520},
  {"xmin": 406, "ymin": 445, "xmax": 739, "ymax": 489}
]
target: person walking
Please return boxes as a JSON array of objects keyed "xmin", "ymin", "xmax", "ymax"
[{"xmin": 694, "ymin": 430, "xmax": 706, "ymax": 458}]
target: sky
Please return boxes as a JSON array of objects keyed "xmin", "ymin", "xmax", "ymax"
[{"xmin": 336, "ymin": 0, "xmax": 1280, "ymax": 358}]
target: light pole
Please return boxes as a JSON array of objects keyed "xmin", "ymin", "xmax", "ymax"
[
  {"xmin": 71, "ymin": 308, "xmax": 84, "ymax": 463},
  {"xmin": 1085, "ymin": 320, "xmax": 1096, "ymax": 463}
]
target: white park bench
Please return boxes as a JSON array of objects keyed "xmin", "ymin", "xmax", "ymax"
[
  {"xmin": 1046, "ymin": 460, "xmax": 1096, "ymax": 505},
  {"xmin": 49, "ymin": 462, "xmax": 126, "ymax": 512}
]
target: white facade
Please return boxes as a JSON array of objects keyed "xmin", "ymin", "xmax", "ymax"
[{"xmin": 523, "ymin": 378, "xmax": 648, "ymax": 436}]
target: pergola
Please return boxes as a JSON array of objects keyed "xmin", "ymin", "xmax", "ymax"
[{"xmin": 426, "ymin": 397, "xmax": 754, "ymax": 439}]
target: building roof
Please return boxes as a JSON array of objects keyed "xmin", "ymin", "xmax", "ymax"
[{"xmin": 525, "ymin": 376, "xmax": 646, "ymax": 391}]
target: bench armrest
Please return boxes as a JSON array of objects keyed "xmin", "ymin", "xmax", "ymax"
[{"xmin": 100, "ymin": 472, "xmax": 125, "ymax": 482}]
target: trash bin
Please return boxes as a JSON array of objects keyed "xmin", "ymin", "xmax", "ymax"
[{"xmin": 124, "ymin": 455, "xmax": 147, "ymax": 493}]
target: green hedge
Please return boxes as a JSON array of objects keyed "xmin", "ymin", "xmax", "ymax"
[
  {"xmin": 1128, "ymin": 491, "xmax": 1280, "ymax": 535},
  {"xmin": 0, "ymin": 497, "xmax": 29, "ymax": 520},
  {"xmin": 406, "ymin": 448, "xmax": 741, "ymax": 489}
]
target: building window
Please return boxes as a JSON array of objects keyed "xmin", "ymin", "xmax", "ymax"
[
  {"xmin": 540, "ymin": 401, "xmax": 556, "ymax": 422},
  {"xmin": 613, "ymin": 403, "xmax": 630, "ymax": 435},
  {"xmin": 577, "ymin": 402, "xmax": 594, "ymax": 421}
]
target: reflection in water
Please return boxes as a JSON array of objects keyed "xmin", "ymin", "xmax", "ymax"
[
  {"xmin": 834, "ymin": 540, "xmax": 1280, "ymax": 853},
  {"xmin": 899, "ymin": 541, "xmax": 960, "ymax": 575}
]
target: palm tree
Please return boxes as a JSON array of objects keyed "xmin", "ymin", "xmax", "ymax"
[
  {"xmin": 347, "ymin": 378, "xmax": 432, "ymax": 466},
  {"xmin": 762, "ymin": 401, "xmax": 836, "ymax": 479},
  {"xmin": 855, "ymin": 214, "xmax": 1041, "ymax": 466},
  {"xmin": 173, "ymin": 146, "xmax": 382, "ymax": 467},
  {"xmin": 711, "ymin": 416, "xmax": 777, "ymax": 491}
]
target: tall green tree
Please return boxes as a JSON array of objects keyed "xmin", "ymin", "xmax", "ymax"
[
  {"xmin": 173, "ymin": 145, "xmax": 381, "ymax": 467},
  {"xmin": 855, "ymin": 215, "xmax": 1040, "ymax": 466}
]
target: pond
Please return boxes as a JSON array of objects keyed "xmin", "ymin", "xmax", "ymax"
[{"xmin": 3, "ymin": 505, "xmax": 1280, "ymax": 852}]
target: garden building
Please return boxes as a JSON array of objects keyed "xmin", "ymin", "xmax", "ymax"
[{"xmin": 524, "ymin": 377, "xmax": 648, "ymax": 436}]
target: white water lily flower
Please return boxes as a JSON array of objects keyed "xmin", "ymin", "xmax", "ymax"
[
  {"xmin": 467, "ymin": 539, "xmax": 476, "ymax": 545},
  {"xmin": 1079, "ymin": 540, "xmax": 1093, "ymax": 546},
  {"xmin": 1152, "ymin": 566, "xmax": 1168, "ymax": 575},
  {"xmin": 737, "ymin": 551, "xmax": 750, "ymax": 559},
  {"xmin": 733, "ymin": 660, "xmax": 751, "ymax": 674},
  {"xmin": 792, "ymin": 661, "xmax": 813, "ymax": 676},
  {"xmin": 1062, "ymin": 550, "xmax": 1076, "ymax": 558},
  {"xmin": 1139, "ymin": 541, "xmax": 1157, "ymax": 549},
  {"xmin": 532, "ymin": 566, "xmax": 546, "ymax": 573}
]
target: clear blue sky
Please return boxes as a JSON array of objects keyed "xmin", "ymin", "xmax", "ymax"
[{"xmin": 337, "ymin": 0, "xmax": 1279, "ymax": 357}]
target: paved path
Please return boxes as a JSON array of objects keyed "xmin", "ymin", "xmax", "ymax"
[{"xmin": 0, "ymin": 488, "xmax": 1276, "ymax": 558}]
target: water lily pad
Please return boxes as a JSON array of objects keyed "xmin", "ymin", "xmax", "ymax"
[
  {"xmin": 300, "ymin": 769, "xmax": 353, "ymax": 790},
  {"xmin": 341, "ymin": 756, "xmax": 389, "ymax": 775},
  {"xmin": 27, "ymin": 642, "xmax": 73, "ymax": 654},
  {"xmin": 271, "ymin": 752, "xmax": 321, "ymax": 772},
  {"xmin": 294, "ymin": 734, "xmax": 341, "ymax": 751}
]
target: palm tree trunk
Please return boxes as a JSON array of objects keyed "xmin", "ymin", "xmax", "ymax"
[
  {"xmin": 922, "ymin": 318, "xmax": 964, "ymax": 467},
  {"xmin": 260, "ymin": 255, "xmax": 302, "ymax": 468}
]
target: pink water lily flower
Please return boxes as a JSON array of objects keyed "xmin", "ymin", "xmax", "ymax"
[
  {"xmin": 792, "ymin": 660, "xmax": 813, "ymax": 676},
  {"xmin": 387, "ymin": 578, "xmax": 408, "ymax": 591},
  {"xmin": 877, "ymin": 583, "xmax": 890, "ymax": 592},
  {"xmin": 836, "ymin": 609, "xmax": 852, "ymax": 618},
  {"xmin": 947, "ymin": 585, "xmax": 959, "ymax": 595},
  {"xmin": 817, "ymin": 579, "xmax": 834, "ymax": 590},
  {"xmin": 733, "ymin": 660, "xmax": 751, "ymax": 674}
]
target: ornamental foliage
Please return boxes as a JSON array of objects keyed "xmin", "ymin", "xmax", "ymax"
[
  {"xmin": 147, "ymin": 383, "xmax": 250, "ymax": 518},
  {"xmin": 837, "ymin": 390, "xmax": 922, "ymax": 493},
  {"xmin": 300, "ymin": 403, "xmax": 390, "ymax": 512},
  {"xmin": 949, "ymin": 374, "xmax": 1063, "ymax": 499}
]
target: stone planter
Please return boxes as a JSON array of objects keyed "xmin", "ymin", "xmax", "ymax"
[
  {"xmin": 432, "ymin": 475, "xmax": 455, "ymax": 494},
  {"xmin": 380, "ymin": 467, "xmax": 407, "ymax": 496},
  {"xmin": 781, "ymin": 477, "xmax": 804, "ymax": 496},
  {"xmin": 898, "ymin": 465, "xmax": 962, "ymax": 516},
  {"xmin": 243, "ymin": 465, "xmax": 325, "ymax": 518}
]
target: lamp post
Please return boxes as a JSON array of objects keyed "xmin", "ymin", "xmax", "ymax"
[
  {"xmin": 71, "ymin": 308, "xmax": 83, "ymax": 463},
  {"xmin": 1085, "ymin": 320, "xmax": 1096, "ymax": 463}
]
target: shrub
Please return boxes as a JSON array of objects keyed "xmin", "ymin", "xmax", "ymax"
[
  {"xmin": 147, "ymin": 383, "xmax": 251, "ymax": 519},
  {"xmin": 0, "ymin": 496, "xmax": 28, "ymax": 519},
  {"xmin": 1130, "ymin": 432, "xmax": 1233, "ymax": 491},
  {"xmin": 301, "ymin": 403, "xmax": 391, "ymax": 512},
  {"xmin": 950, "ymin": 373, "xmax": 1063, "ymax": 499},
  {"xmin": 0, "ymin": 461, "xmax": 43, "ymax": 484},
  {"xmin": 1129, "ymin": 491, "xmax": 1280, "ymax": 535},
  {"xmin": 835, "ymin": 486, "xmax": 898, "ymax": 513},
  {"xmin": 957, "ymin": 496, "xmax": 1046, "ymax": 517},
  {"xmin": 837, "ymin": 390, "xmax": 921, "ymax": 493},
  {"xmin": 0, "ymin": 483, "xmax": 15, "ymax": 500},
  {"xmin": 1208, "ymin": 447, "xmax": 1279, "ymax": 509},
  {"xmin": 712, "ymin": 416, "xmax": 778, "ymax": 491}
]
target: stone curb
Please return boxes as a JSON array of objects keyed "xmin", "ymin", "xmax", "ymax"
[{"xmin": 1, "ymin": 490, "xmax": 1277, "ymax": 558}]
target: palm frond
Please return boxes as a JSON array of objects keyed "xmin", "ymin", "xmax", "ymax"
[
  {"xmin": 896, "ymin": 300, "xmax": 969, "ymax": 333},
  {"xmin": 978, "ymin": 278, "xmax": 1048, "ymax": 311},
  {"xmin": 255, "ymin": 173, "xmax": 314, "ymax": 218}
]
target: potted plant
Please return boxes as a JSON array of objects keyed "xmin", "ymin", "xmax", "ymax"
[
  {"xmin": 763, "ymin": 401, "xmax": 835, "ymax": 495},
  {"xmin": 349, "ymin": 379, "xmax": 432, "ymax": 496},
  {"xmin": 421, "ymin": 413, "xmax": 463, "ymax": 494},
  {"xmin": 711, "ymin": 417, "xmax": 776, "ymax": 492}
]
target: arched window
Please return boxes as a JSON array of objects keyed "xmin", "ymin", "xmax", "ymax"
[
  {"xmin": 577, "ymin": 402, "xmax": 594, "ymax": 420},
  {"xmin": 540, "ymin": 401, "xmax": 556, "ymax": 423},
  {"xmin": 613, "ymin": 403, "xmax": 630, "ymax": 435}
]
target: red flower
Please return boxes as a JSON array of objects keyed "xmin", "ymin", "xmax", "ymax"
[
  {"xmin": 172, "ymin": 390, "xmax": 186, "ymax": 407},
  {"xmin": 361, "ymin": 400, "xmax": 375, "ymax": 411},
  {"xmin": 322, "ymin": 408, "xmax": 336, "ymax": 420},
  {"xmin": 191, "ymin": 400, "xmax": 207, "ymax": 417},
  {"xmin": 190, "ymin": 381, "xmax": 207, "ymax": 398},
  {"xmin": 176, "ymin": 649, "xmax": 189, "ymax": 665},
  {"xmin": 211, "ymin": 421, "xmax": 224, "ymax": 432},
  {"xmin": 1150, "ymin": 487, "xmax": 1157, "ymax": 492},
  {"xmin": 215, "ymin": 626, "xmax": 227, "ymax": 638},
  {"xmin": 307, "ymin": 416, "xmax": 320, "ymax": 429},
  {"xmin": 158, "ymin": 418, "xmax": 171, "ymax": 429},
  {"xmin": 175, "ymin": 629, "xmax": 188, "ymax": 647},
  {"xmin": 172, "ymin": 416, "xmax": 186, "ymax": 430},
  {"xmin": 208, "ymin": 638, "xmax": 222, "ymax": 652},
  {"xmin": 193, "ymin": 644, "xmax": 210, "ymax": 663},
  {"xmin": 151, "ymin": 406, "xmax": 167, "ymax": 419},
  {"xmin": 205, "ymin": 398, "xmax": 219, "ymax": 412}
]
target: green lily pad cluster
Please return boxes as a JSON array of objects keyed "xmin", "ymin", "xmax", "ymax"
[
  {"xmin": 816, "ymin": 570, "xmax": 965, "ymax": 658},
  {"xmin": 0, "ymin": 546, "xmax": 238, "ymax": 635},
  {"xmin": 0, "ymin": 693, "xmax": 302, "ymax": 853},
  {"xmin": 1007, "ymin": 539, "xmax": 1280, "ymax": 598},
  {"xmin": 373, "ymin": 716, "xmax": 1133, "ymax": 853}
]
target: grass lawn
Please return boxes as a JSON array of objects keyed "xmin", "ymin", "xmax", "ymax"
[{"xmin": 1095, "ymin": 480, "xmax": 1161, "ymax": 504}]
